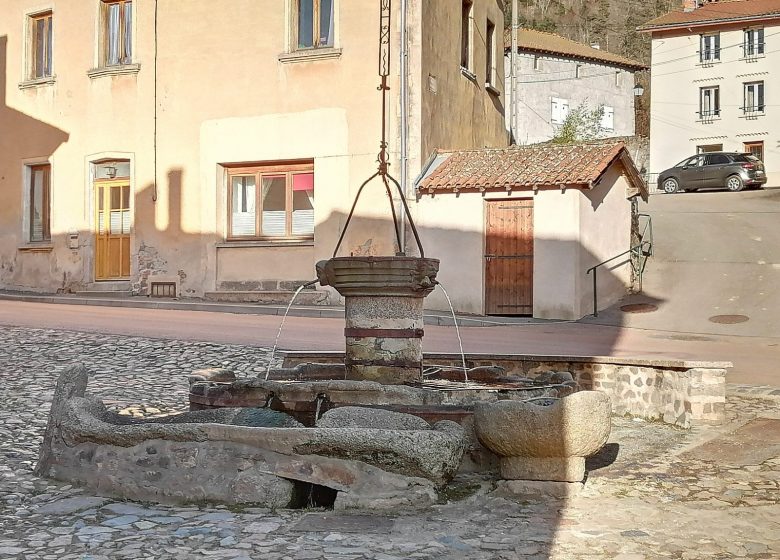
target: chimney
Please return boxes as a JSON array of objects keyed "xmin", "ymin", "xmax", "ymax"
[
  {"xmin": 682, "ymin": 0, "xmax": 697, "ymax": 12},
  {"xmin": 590, "ymin": 43, "xmax": 600, "ymax": 50}
]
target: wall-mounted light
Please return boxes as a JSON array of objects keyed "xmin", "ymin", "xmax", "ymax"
[
  {"xmin": 105, "ymin": 166, "xmax": 117, "ymax": 179},
  {"xmin": 633, "ymin": 84, "xmax": 645, "ymax": 97}
]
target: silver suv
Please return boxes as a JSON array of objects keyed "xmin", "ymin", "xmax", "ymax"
[{"xmin": 658, "ymin": 152, "xmax": 767, "ymax": 193}]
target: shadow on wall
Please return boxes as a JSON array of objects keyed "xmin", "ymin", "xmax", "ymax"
[{"xmin": 0, "ymin": 35, "xmax": 71, "ymax": 289}]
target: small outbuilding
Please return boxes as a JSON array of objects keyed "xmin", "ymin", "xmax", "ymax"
[{"xmin": 415, "ymin": 141, "xmax": 648, "ymax": 320}]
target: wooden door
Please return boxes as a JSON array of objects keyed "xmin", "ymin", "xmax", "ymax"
[
  {"xmin": 95, "ymin": 181, "xmax": 131, "ymax": 280},
  {"xmin": 484, "ymin": 199, "xmax": 533, "ymax": 315}
]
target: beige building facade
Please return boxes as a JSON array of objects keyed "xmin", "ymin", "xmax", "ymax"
[
  {"xmin": 641, "ymin": 0, "xmax": 780, "ymax": 186},
  {"xmin": 0, "ymin": 1, "xmax": 507, "ymax": 300}
]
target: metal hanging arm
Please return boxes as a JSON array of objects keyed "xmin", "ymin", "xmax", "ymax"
[{"xmin": 330, "ymin": 0, "xmax": 426, "ymax": 259}]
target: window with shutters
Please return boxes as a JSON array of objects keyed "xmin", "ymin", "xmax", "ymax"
[
  {"xmin": 550, "ymin": 97, "xmax": 569, "ymax": 125},
  {"xmin": 461, "ymin": 1, "xmax": 473, "ymax": 72},
  {"xmin": 227, "ymin": 162, "xmax": 314, "ymax": 240},
  {"xmin": 743, "ymin": 81, "xmax": 765, "ymax": 115},
  {"xmin": 600, "ymin": 106, "xmax": 614, "ymax": 131},
  {"xmin": 27, "ymin": 11, "xmax": 53, "ymax": 81}
]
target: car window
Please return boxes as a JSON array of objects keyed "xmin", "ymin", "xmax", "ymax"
[
  {"xmin": 706, "ymin": 154, "xmax": 730, "ymax": 165},
  {"xmin": 733, "ymin": 154, "xmax": 760, "ymax": 163},
  {"xmin": 678, "ymin": 156, "xmax": 701, "ymax": 167}
]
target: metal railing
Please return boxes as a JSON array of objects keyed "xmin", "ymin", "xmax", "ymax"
[{"xmin": 586, "ymin": 214, "xmax": 653, "ymax": 317}]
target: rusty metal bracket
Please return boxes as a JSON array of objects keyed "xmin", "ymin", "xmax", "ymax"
[{"xmin": 345, "ymin": 327, "xmax": 424, "ymax": 339}]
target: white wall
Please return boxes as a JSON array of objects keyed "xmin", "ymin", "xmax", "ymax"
[{"xmin": 649, "ymin": 23, "xmax": 780, "ymax": 185}]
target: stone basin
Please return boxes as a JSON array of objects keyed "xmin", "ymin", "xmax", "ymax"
[{"xmin": 474, "ymin": 391, "xmax": 611, "ymax": 482}]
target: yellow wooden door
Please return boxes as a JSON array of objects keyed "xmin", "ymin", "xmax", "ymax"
[{"xmin": 95, "ymin": 181, "xmax": 131, "ymax": 280}]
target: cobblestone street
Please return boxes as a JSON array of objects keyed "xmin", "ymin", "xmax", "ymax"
[{"xmin": 1, "ymin": 326, "xmax": 779, "ymax": 559}]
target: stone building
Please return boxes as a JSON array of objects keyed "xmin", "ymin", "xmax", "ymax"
[
  {"xmin": 0, "ymin": 1, "xmax": 507, "ymax": 300},
  {"xmin": 640, "ymin": 0, "xmax": 780, "ymax": 186},
  {"xmin": 505, "ymin": 29, "xmax": 647, "ymax": 145}
]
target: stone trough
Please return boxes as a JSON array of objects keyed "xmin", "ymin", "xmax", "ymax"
[{"xmin": 37, "ymin": 365, "xmax": 467, "ymax": 510}]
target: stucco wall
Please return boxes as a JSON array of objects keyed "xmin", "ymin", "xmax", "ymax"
[
  {"xmin": 506, "ymin": 52, "xmax": 637, "ymax": 145},
  {"xmin": 648, "ymin": 23, "xmax": 780, "ymax": 186}
]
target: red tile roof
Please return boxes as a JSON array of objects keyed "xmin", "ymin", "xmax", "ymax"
[
  {"xmin": 505, "ymin": 28, "xmax": 647, "ymax": 70},
  {"xmin": 418, "ymin": 142, "xmax": 645, "ymax": 198},
  {"xmin": 639, "ymin": 0, "xmax": 780, "ymax": 31}
]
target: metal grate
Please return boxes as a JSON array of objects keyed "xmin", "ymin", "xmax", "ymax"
[{"xmin": 150, "ymin": 282, "xmax": 176, "ymax": 298}]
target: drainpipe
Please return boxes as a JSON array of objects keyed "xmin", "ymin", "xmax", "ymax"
[
  {"xmin": 510, "ymin": 0, "xmax": 518, "ymax": 144},
  {"xmin": 398, "ymin": 0, "xmax": 409, "ymax": 255},
  {"xmin": 152, "ymin": 0, "xmax": 158, "ymax": 202}
]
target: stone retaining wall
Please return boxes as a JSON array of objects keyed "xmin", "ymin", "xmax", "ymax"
[{"xmin": 282, "ymin": 352, "xmax": 729, "ymax": 429}]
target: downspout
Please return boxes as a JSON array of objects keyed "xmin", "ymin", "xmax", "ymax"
[
  {"xmin": 510, "ymin": 0, "xmax": 518, "ymax": 145},
  {"xmin": 398, "ymin": 0, "xmax": 408, "ymax": 254},
  {"xmin": 152, "ymin": 0, "xmax": 158, "ymax": 202}
]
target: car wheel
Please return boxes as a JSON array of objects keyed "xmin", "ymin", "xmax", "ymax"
[
  {"xmin": 662, "ymin": 177, "xmax": 679, "ymax": 194},
  {"xmin": 726, "ymin": 175, "xmax": 744, "ymax": 192}
]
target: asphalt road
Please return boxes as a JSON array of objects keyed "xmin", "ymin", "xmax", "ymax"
[{"xmin": 0, "ymin": 299, "xmax": 776, "ymax": 386}]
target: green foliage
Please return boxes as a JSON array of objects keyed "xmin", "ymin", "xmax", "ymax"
[{"xmin": 551, "ymin": 103, "xmax": 606, "ymax": 144}]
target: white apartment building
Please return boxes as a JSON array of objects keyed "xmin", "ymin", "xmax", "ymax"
[{"xmin": 640, "ymin": 0, "xmax": 780, "ymax": 185}]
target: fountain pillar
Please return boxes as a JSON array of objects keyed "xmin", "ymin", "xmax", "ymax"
[{"xmin": 316, "ymin": 257, "xmax": 439, "ymax": 385}]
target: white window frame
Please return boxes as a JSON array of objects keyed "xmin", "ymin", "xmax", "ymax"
[
  {"xmin": 700, "ymin": 33, "xmax": 720, "ymax": 62},
  {"xmin": 699, "ymin": 86, "xmax": 720, "ymax": 118},
  {"xmin": 743, "ymin": 28, "xmax": 765, "ymax": 58},
  {"xmin": 21, "ymin": 160, "xmax": 52, "ymax": 244},
  {"xmin": 743, "ymin": 81, "xmax": 765, "ymax": 114},
  {"xmin": 460, "ymin": 0, "xmax": 474, "ymax": 74},
  {"xmin": 485, "ymin": 18, "xmax": 497, "ymax": 89}
]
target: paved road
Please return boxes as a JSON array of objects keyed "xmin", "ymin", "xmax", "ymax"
[
  {"xmin": 0, "ymin": 299, "xmax": 777, "ymax": 386},
  {"xmin": 594, "ymin": 187, "xmax": 780, "ymax": 338}
]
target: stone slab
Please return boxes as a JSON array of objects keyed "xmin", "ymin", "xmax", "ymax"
[
  {"xmin": 492, "ymin": 480, "xmax": 584, "ymax": 500},
  {"xmin": 290, "ymin": 513, "xmax": 396, "ymax": 533},
  {"xmin": 34, "ymin": 496, "xmax": 111, "ymax": 515},
  {"xmin": 681, "ymin": 417, "xmax": 780, "ymax": 466}
]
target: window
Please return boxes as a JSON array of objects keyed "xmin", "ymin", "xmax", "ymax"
[
  {"xmin": 228, "ymin": 162, "xmax": 314, "ymax": 240},
  {"xmin": 600, "ymin": 106, "xmax": 614, "ymax": 131},
  {"xmin": 744, "ymin": 141, "xmax": 764, "ymax": 161},
  {"xmin": 699, "ymin": 86, "xmax": 720, "ymax": 118},
  {"xmin": 705, "ymin": 154, "xmax": 730, "ymax": 165},
  {"xmin": 28, "ymin": 164, "xmax": 51, "ymax": 242},
  {"xmin": 485, "ymin": 19, "xmax": 496, "ymax": 87},
  {"xmin": 551, "ymin": 97, "xmax": 569, "ymax": 124},
  {"xmin": 743, "ymin": 28, "xmax": 765, "ymax": 58},
  {"xmin": 575, "ymin": 64, "xmax": 581, "ymax": 79},
  {"xmin": 533, "ymin": 55, "xmax": 541, "ymax": 71},
  {"xmin": 696, "ymin": 144, "xmax": 722, "ymax": 154},
  {"xmin": 743, "ymin": 81, "xmax": 765, "ymax": 114},
  {"xmin": 100, "ymin": 0, "xmax": 132, "ymax": 66},
  {"xmin": 614, "ymin": 71, "xmax": 621, "ymax": 87},
  {"xmin": 700, "ymin": 33, "xmax": 720, "ymax": 62},
  {"xmin": 28, "ymin": 11, "xmax": 53, "ymax": 80},
  {"xmin": 295, "ymin": 0, "xmax": 334, "ymax": 49},
  {"xmin": 681, "ymin": 155, "xmax": 705, "ymax": 166},
  {"xmin": 461, "ymin": 1, "xmax": 473, "ymax": 70}
]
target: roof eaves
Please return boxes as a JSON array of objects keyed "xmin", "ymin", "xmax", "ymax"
[
  {"xmin": 638, "ymin": 11, "xmax": 780, "ymax": 32},
  {"xmin": 505, "ymin": 45, "xmax": 647, "ymax": 70}
]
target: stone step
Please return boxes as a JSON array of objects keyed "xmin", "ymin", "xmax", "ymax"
[
  {"xmin": 83, "ymin": 281, "xmax": 131, "ymax": 292},
  {"xmin": 204, "ymin": 290, "xmax": 327, "ymax": 305}
]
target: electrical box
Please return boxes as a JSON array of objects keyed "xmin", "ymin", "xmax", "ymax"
[{"xmin": 67, "ymin": 231, "xmax": 79, "ymax": 249}]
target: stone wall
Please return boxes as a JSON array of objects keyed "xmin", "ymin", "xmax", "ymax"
[{"xmin": 282, "ymin": 352, "xmax": 729, "ymax": 429}]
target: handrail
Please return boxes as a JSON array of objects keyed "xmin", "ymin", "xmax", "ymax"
[{"xmin": 587, "ymin": 214, "xmax": 654, "ymax": 317}]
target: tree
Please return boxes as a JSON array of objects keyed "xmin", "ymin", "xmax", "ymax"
[{"xmin": 551, "ymin": 103, "xmax": 606, "ymax": 144}]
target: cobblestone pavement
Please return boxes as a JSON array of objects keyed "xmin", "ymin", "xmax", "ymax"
[{"xmin": 1, "ymin": 326, "xmax": 779, "ymax": 560}]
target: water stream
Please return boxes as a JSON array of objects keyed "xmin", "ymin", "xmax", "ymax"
[
  {"xmin": 265, "ymin": 281, "xmax": 318, "ymax": 380},
  {"xmin": 436, "ymin": 283, "xmax": 469, "ymax": 383}
]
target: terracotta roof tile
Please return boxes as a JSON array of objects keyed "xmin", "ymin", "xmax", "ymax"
[
  {"xmin": 639, "ymin": 0, "xmax": 780, "ymax": 30},
  {"xmin": 505, "ymin": 28, "xmax": 647, "ymax": 70},
  {"xmin": 419, "ymin": 142, "xmax": 633, "ymax": 193}
]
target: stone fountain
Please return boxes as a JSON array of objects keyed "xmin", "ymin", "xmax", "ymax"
[{"xmin": 35, "ymin": 0, "xmax": 615, "ymax": 511}]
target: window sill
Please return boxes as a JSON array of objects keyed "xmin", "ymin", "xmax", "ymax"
[
  {"xmin": 87, "ymin": 64, "xmax": 141, "ymax": 79},
  {"xmin": 696, "ymin": 116, "xmax": 722, "ymax": 123},
  {"xmin": 19, "ymin": 77, "xmax": 56, "ymax": 90},
  {"xmin": 278, "ymin": 48, "xmax": 342, "ymax": 64},
  {"xmin": 460, "ymin": 66, "xmax": 477, "ymax": 82},
  {"xmin": 18, "ymin": 244, "xmax": 53, "ymax": 253},
  {"xmin": 217, "ymin": 239, "xmax": 315, "ymax": 249},
  {"xmin": 485, "ymin": 82, "xmax": 500, "ymax": 96},
  {"xmin": 740, "ymin": 111, "xmax": 765, "ymax": 119},
  {"xmin": 697, "ymin": 60, "xmax": 721, "ymax": 67}
]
